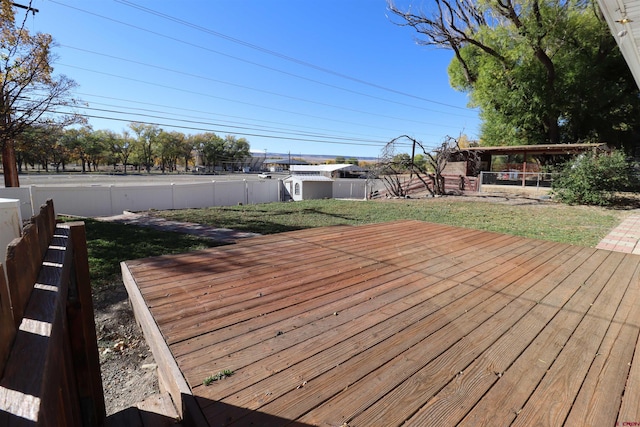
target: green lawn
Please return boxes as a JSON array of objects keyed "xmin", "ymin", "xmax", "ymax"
[
  {"xmin": 80, "ymin": 197, "xmax": 626, "ymax": 293},
  {"xmin": 79, "ymin": 219, "xmax": 221, "ymax": 292},
  {"xmin": 153, "ymin": 198, "xmax": 623, "ymax": 246}
]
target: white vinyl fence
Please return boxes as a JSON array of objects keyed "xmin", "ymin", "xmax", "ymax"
[
  {"xmin": 2, "ymin": 179, "xmax": 281, "ymax": 218},
  {"xmin": 332, "ymin": 179, "xmax": 368, "ymax": 199},
  {"xmin": 1, "ymin": 178, "xmax": 369, "ymax": 218}
]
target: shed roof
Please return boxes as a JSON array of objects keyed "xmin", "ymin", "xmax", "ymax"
[
  {"xmin": 463, "ymin": 143, "xmax": 607, "ymax": 156},
  {"xmin": 290, "ymin": 164, "xmax": 364, "ymax": 173},
  {"xmin": 284, "ymin": 175, "xmax": 334, "ymax": 182}
]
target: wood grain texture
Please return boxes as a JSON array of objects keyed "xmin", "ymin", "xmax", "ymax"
[{"xmin": 124, "ymin": 220, "xmax": 640, "ymax": 427}]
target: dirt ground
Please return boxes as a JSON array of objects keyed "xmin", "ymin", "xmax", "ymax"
[{"xmin": 94, "ymin": 281, "xmax": 159, "ymax": 416}]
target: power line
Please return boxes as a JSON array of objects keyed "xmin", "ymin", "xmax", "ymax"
[
  {"xmin": 46, "ymin": 109, "xmax": 418, "ymax": 148},
  {"xmin": 61, "ymin": 44, "xmax": 477, "ymax": 120},
  {"xmin": 59, "ymin": 63, "xmax": 458, "ymax": 131},
  {"xmin": 73, "ymin": 104, "xmax": 392, "ymax": 144},
  {"xmin": 115, "ymin": 0, "xmax": 476, "ymax": 112},
  {"xmin": 49, "ymin": 1, "xmax": 477, "ymax": 116},
  {"xmin": 75, "ymin": 92, "xmax": 408, "ymax": 139}
]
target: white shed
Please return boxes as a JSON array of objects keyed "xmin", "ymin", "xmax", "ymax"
[{"xmin": 283, "ymin": 175, "xmax": 333, "ymax": 201}]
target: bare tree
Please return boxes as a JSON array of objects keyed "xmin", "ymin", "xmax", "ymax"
[{"xmin": 374, "ymin": 134, "xmax": 476, "ymax": 197}]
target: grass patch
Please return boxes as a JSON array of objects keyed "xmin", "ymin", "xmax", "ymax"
[
  {"xmin": 75, "ymin": 218, "xmax": 222, "ymax": 291},
  {"xmin": 203, "ymin": 370, "xmax": 234, "ymax": 386},
  {"xmin": 153, "ymin": 198, "xmax": 624, "ymax": 247}
]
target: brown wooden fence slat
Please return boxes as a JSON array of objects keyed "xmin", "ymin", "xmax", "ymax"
[
  {"xmin": 66, "ymin": 222, "xmax": 106, "ymax": 426},
  {"xmin": 5, "ymin": 223, "xmax": 42, "ymax": 329},
  {"xmin": 32, "ymin": 200, "xmax": 55, "ymax": 262},
  {"xmin": 0, "ymin": 265, "xmax": 15, "ymax": 378},
  {"xmin": 1, "ymin": 205, "xmax": 105, "ymax": 427},
  {"xmin": 0, "ymin": 226, "xmax": 73, "ymax": 426}
]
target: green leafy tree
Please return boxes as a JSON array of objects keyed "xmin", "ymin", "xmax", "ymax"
[
  {"xmin": 85, "ymin": 129, "xmax": 110, "ymax": 171},
  {"xmin": 225, "ymin": 135, "xmax": 250, "ymax": 170},
  {"xmin": 0, "ymin": 0, "xmax": 81, "ymax": 186},
  {"xmin": 200, "ymin": 132, "xmax": 226, "ymax": 171},
  {"xmin": 179, "ymin": 135, "xmax": 195, "ymax": 171},
  {"xmin": 552, "ymin": 150, "xmax": 639, "ymax": 205},
  {"xmin": 389, "ymin": 0, "xmax": 640, "ymax": 150},
  {"xmin": 157, "ymin": 130, "xmax": 185, "ymax": 173},
  {"xmin": 129, "ymin": 122, "xmax": 159, "ymax": 173},
  {"xmin": 61, "ymin": 126, "xmax": 93, "ymax": 173}
]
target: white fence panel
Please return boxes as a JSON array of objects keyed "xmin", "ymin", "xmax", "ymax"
[
  {"xmin": 3, "ymin": 177, "xmax": 357, "ymax": 218},
  {"xmin": 172, "ymin": 182, "xmax": 215, "ymax": 209},
  {"xmin": 247, "ymin": 180, "xmax": 279, "ymax": 204},
  {"xmin": 213, "ymin": 181, "xmax": 246, "ymax": 206},
  {"xmin": 0, "ymin": 198, "xmax": 22, "ymax": 285},
  {"xmin": 333, "ymin": 179, "xmax": 367, "ymax": 199},
  {"xmin": 111, "ymin": 184, "xmax": 175, "ymax": 214},
  {"xmin": 31, "ymin": 185, "xmax": 114, "ymax": 217},
  {"xmin": 0, "ymin": 187, "xmax": 32, "ymax": 219}
]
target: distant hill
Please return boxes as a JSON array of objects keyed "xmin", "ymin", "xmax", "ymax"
[{"xmin": 255, "ymin": 152, "xmax": 378, "ymax": 164}]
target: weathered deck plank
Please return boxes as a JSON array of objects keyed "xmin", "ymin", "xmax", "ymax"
[{"xmin": 122, "ymin": 220, "xmax": 640, "ymax": 427}]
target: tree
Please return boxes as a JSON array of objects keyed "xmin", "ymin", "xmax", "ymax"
[
  {"xmin": 192, "ymin": 132, "xmax": 224, "ymax": 172},
  {"xmin": 179, "ymin": 135, "xmax": 194, "ymax": 171},
  {"xmin": 374, "ymin": 134, "xmax": 471, "ymax": 197},
  {"xmin": 157, "ymin": 130, "xmax": 185, "ymax": 173},
  {"xmin": 84, "ymin": 130, "xmax": 108, "ymax": 171},
  {"xmin": 129, "ymin": 122, "xmax": 159, "ymax": 172},
  {"xmin": 61, "ymin": 126, "xmax": 92, "ymax": 173},
  {"xmin": 225, "ymin": 135, "xmax": 250, "ymax": 171},
  {"xmin": 388, "ymin": 0, "xmax": 640, "ymax": 150},
  {"xmin": 0, "ymin": 0, "xmax": 81, "ymax": 186},
  {"xmin": 552, "ymin": 150, "xmax": 639, "ymax": 205}
]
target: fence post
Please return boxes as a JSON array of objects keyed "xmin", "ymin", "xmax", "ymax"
[
  {"xmin": 109, "ymin": 185, "xmax": 114, "ymax": 216},
  {"xmin": 0, "ymin": 265, "xmax": 14, "ymax": 377},
  {"xmin": 171, "ymin": 183, "xmax": 175, "ymax": 210}
]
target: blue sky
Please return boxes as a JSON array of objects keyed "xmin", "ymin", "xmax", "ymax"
[{"xmin": 26, "ymin": 0, "xmax": 480, "ymax": 158}]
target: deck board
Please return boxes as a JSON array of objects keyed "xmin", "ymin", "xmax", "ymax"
[{"xmin": 122, "ymin": 220, "xmax": 640, "ymax": 426}]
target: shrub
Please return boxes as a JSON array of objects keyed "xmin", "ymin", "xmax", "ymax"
[{"xmin": 552, "ymin": 150, "xmax": 639, "ymax": 206}]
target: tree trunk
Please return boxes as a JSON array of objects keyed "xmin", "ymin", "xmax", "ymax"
[
  {"xmin": 1, "ymin": 90, "xmax": 19, "ymax": 187},
  {"xmin": 2, "ymin": 138, "xmax": 19, "ymax": 187}
]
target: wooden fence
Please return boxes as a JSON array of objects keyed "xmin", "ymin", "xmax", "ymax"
[
  {"xmin": 0, "ymin": 200, "xmax": 105, "ymax": 426},
  {"xmin": 373, "ymin": 175, "xmax": 479, "ymax": 198}
]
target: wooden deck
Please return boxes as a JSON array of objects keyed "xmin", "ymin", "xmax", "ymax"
[{"xmin": 122, "ymin": 220, "xmax": 640, "ymax": 427}]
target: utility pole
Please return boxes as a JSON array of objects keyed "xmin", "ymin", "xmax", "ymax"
[
  {"xmin": 1, "ymin": 3, "xmax": 39, "ymax": 187},
  {"xmin": 12, "ymin": 2, "xmax": 39, "ymax": 15}
]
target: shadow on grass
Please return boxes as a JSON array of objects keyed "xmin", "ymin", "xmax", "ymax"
[
  {"xmin": 78, "ymin": 219, "xmax": 225, "ymax": 308},
  {"xmin": 155, "ymin": 205, "xmax": 359, "ymax": 235}
]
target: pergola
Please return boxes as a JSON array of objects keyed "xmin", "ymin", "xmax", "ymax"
[{"xmin": 463, "ymin": 143, "xmax": 608, "ymax": 186}]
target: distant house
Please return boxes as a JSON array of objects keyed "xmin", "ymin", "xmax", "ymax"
[
  {"xmin": 264, "ymin": 158, "xmax": 308, "ymax": 172},
  {"xmin": 283, "ymin": 175, "xmax": 334, "ymax": 201}
]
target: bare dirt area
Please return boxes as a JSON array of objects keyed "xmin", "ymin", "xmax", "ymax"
[{"xmin": 93, "ymin": 282, "xmax": 160, "ymax": 416}]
